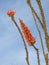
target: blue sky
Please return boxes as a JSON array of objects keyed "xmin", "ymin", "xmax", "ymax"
[{"xmin": 0, "ymin": 0, "xmax": 49, "ymax": 65}]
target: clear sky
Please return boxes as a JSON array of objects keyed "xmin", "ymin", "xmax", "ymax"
[{"xmin": 0, "ymin": 0, "xmax": 49, "ymax": 65}]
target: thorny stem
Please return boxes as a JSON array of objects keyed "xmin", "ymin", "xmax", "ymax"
[
  {"xmin": 11, "ymin": 15, "xmax": 30, "ymax": 65},
  {"xmin": 26, "ymin": 0, "xmax": 49, "ymax": 65},
  {"xmin": 32, "ymin": 13, "xmax": 45, "ymax": 59},
  {"xmin": 33, "ymin": 45, "xmax": 38, "ymax": 51},
  {"xmin": 27, "ymin": 0, "xmax": 44, "ymax": 29},
  {"xmin": 36, "ymin": 0, "xmax": 46, "ymax": 24},
  {"xmin": 27, "ymin": 1, "xmax": 40, "ymax": 65},
  {"xmin": 36, "ymin": 0, "xmax": 49, "ymax": 52},
  {"xmin": 35, "ymin": 1, "xmax": 49, "ymax": 65},
  {"xmin": 32, "ymin": 13, "xmax": 49, "ymax": 65},
  {"xmin": 27, "ymin": 0, "xmax": 49, "ymax": 51},
  {"xmin": 27, "ymin": 0, "xmax": 49, "ymax": 52},
  {"xmin": 32, "ymin": 45, "xmax": 40, "ymax": 65}
]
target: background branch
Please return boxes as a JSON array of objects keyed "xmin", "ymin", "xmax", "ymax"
[
  {"xmin": 36, "ymin": 0, "xmax": 49, "ymax": 52},
  {"xmin": 33, "ymin": 13, "xmax": 45, "ymax": 57},
  {"xmin": 32, "ymin": 13, "xmax": 48, "ymax": 65},
  {"xmin": 36, "ymin": 0, "xmax": 46, "ymax": 23},
  {"xmin": 26, "ymin": 0, "xmax": 49, "ymax": 65},
  {"xmin": 27, "ymin": 0, "xmax": 49, "ymax": 65},
  {"xmin": 27, "ymin": 0, "xmax": 44, "ymax": 29}
]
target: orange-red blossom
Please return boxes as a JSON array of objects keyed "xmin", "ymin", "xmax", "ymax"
[
  {"xmin": 7, "ymin": 10, "xmax": 16, "ymax": 17},
  {"xmin": 18, "ymin": 18, "xmax": 36, "ymax": 46}
]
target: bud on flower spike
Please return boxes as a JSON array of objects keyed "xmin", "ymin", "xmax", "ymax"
[
  {"xmin": 7, "ymin": 10, "xmax": 16, "ymax": 17},
  {"xmin": 18, "ymin": 18, "xmax": 36, "ymax": 46}
]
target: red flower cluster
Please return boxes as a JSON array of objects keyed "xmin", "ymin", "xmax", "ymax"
[
  {"xmin": 7, "ymin": 10, "xmax": 16, "ymax": 17},
  {"xmin": 18, "ymin": 18, "xmax": 36, "ymax": 46}
]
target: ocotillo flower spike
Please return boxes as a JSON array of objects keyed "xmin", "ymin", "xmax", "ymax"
[
  {"xmin": 7, "ymin": 10, "xmax": 16, "ymax": 17},
  {"xmin": 18, "ymin": 18, "xmax": 36, "ymax": 46}
]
